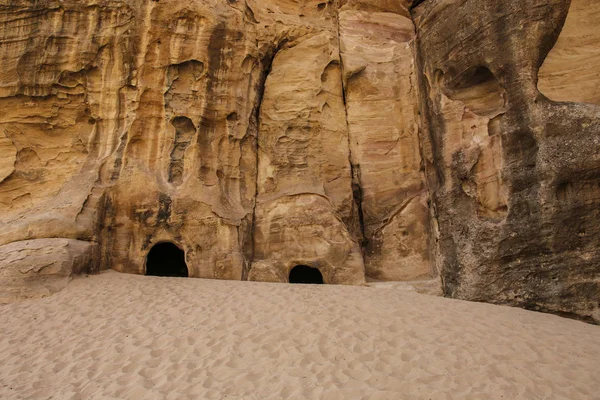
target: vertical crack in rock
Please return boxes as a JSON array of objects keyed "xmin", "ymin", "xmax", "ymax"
[
  {"xmin": 409, "ymin": 4, "xmax": 448, "ymax": 290},
  {"xmin": 350, "ymin": 164, "xmax": 367, "ymax": 248},
  {"xmin": 334, "ymin": 2, "xmax": 367, "ymax": 250},
  {"xmin": 246, "ymin": 46, "xmax": 280, "ymax": 279}
]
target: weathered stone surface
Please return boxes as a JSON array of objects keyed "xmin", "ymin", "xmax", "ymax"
[
  {"xmin": 0, "ymin": 130, "xmax": 16, "ymax": 183},
  {"xmin": 538, "ymin": 0, "xmax": 600, "ymax": 106},
  {"xmin": 0, "ymin": 0, "xmax": 598, "ymax": 323},
  {"xmin": 339, "ymin": 4, "xmax": 432, "ymax": 281},
  {"xmin": 249, "ymin": 195, "xmax": 364, "ymax": 285},
  {"xmin": 413, "ymin": 0, "xmax": 600, "ymax": 323},
  {"xmin": 0, "ymin": 0, "xmax": 368, "ymax": 291},
  {"xmin": 99, "ymin": 0, "xmax": 258, "ymax": 281},
  {"xmin": 0, "ymin": 239, "xmax": 98, "ymax": 303}
]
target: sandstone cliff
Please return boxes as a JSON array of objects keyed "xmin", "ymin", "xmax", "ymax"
[{"xmin": 0, "ymin": 0, "xmax": 598, "ymax": 323}]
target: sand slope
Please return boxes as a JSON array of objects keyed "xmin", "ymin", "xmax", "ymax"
[{"xmin": 0, "ymin": 271, "xmax": 599, "ymax": 399}]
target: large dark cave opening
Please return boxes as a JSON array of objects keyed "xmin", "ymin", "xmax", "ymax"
[
  {"xmin": 289, "ymin": 265, "xmax": 324, "ymax": 284},
  {"xmin": 146, "ymin": 242, "xmax": 189, "ymax": 277}
]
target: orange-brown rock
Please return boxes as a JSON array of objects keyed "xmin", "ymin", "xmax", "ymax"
[
  {"xmin": 339, "ymin": 3, "xmax": 431, "ymax": 281},
  {"xmin": 0, "ymin": 0, "xmax": 598, "ymax": 323},
  {"xmin": 538, "ymin": 0, "xmax": 600, "ymax": 106}
]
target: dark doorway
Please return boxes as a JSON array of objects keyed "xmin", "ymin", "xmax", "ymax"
[
  {"xmin": 289, "ymin": 265, "xmax": 324, "ymax": 284},
  {"xmin": 146, "ymin": 242, "xmax": 189, "ymax": 277}
]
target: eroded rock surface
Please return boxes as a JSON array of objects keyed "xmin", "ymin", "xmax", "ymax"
[
  {"xmin": 0, "ymin": 239, "xmax": 98, "ymax": 303},
  {"xmin": 413, "ymin": 0, "xmax": 600, "ymax": 323},
  {"xmin": 538, "ymin": 0, "xmax": 600, "ymax": 106},
  {"xmin": 0, "ymin": 0, "xmax": 598, "ymax": 322},
  {"xmin": 339, "ymin": 3, "xmax": 431, "ymax": 281}
]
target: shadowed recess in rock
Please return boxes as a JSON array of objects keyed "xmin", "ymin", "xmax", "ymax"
[
  {"xmin": 146, "ymin": 242, "xmax": 188, "ymax": 277},
  {"xmin": 289, "ymin": 265, "xmax": 324, "ymax": 284},
  {"xmin": 168, "ymin": 116, "xmax": 196, "ymax": 186},
  {"xmin": 441, "ymin": 66, "xmax": 506, "ymax": 117}
]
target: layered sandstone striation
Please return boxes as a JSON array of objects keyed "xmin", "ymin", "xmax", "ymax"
[
  {"xmin": 0, "ymin": 0, "xmax": 598, "ymax": 322},
  {"xmin": 339, "ymin": 2, "xmax": 430, "ymax": 281},
  {"xmin": 538, "ymin": 0, "xmax": 600, "ymax": 106}
]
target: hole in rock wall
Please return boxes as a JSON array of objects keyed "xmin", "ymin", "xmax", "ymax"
[
  {"xmin": 443, "ymin": 66, "xmax": 506, "ymax": 117},
  {"xmin": 146, "ymin": 242, "xmax": 189, "ymax": 277},
  {"xmin": 289, "ymin": 265, "xmax": 324, "ymax": 284}
]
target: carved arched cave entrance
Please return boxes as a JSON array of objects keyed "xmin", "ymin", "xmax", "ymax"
[
  {"xmin": 289, "ymin": 265, "xmax": 324, "ymax": 284},
  {"xmin": 146, "ymin": 242, "xmax": 189, "ymax": 277}
]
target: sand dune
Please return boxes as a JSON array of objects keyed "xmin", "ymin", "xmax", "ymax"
[{"xmin": 0, "ymin": 271, "xmax": 599, "ymax": 399}]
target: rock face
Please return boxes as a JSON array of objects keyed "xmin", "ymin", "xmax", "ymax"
[
  {"xmin": 538, "ymin": 0, "xmax": 600, "ymax": 106},
  {"xmin": 0, "ymin": 0, "xmax": 598, "ymax": 322},
  {"xmin": 0, "ymin": 239, "xmax": 98, "ymax": 303},
  {"xmin": 339, "ymin": 3, "xmax": 431, "ymax": 281},
  {"xmin": 413, "ymin": 0, "xmax": 600, "ymax": 323}
]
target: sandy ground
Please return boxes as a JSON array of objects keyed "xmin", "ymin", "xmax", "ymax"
[{"xmin": 0, "ymin": 271, "xmax": 599, "ymax": 400}]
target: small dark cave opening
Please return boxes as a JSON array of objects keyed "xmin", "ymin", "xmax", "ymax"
[
  {"xmin": 146, "ymin": 242, "xmax": 189, "ymax": 277},
  {"xmin": 289, "ymin": 265, "xmax": 324, "ymax": 284}
]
